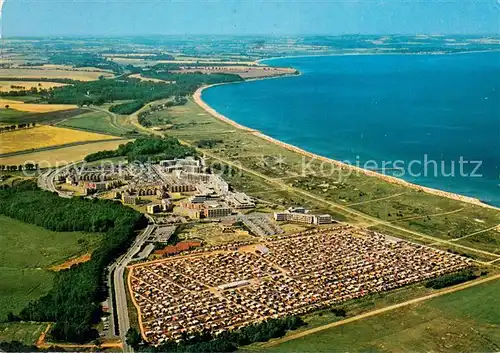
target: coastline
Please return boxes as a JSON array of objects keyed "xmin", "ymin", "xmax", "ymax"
[
  {"xmin": 193, "ymin": 81, "xmax": 499, "ymax": 212},
  {"xmin": 257, "ymin": 48, "xmax": 500, "ymax": 64}
]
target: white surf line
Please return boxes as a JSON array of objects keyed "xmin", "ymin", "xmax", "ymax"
[{"xmin": 450, "ymin": 224, "xmax": 500, "ymax": 242}]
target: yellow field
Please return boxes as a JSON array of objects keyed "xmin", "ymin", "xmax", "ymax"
[
  {"xmin": 0, "ymin": 99, "xmax": 77, "ymax": 113},
  {"xmin": 0, "ymin": 68, "xmax": 113, "ymax": 81},
  {"xmin": 0, "ymin": 125, "xmax": 118, "ymax": 154},
  {"xmin": 0, "ymin": 81, "xmax": 68, "ymax": 92},
  {"xmin": 0, "ymin": 139, "xmax": 131, "ymax": 167},
  {"xmin": 129, "ymin": 73, "xmax": 171, "ymax": 83}
]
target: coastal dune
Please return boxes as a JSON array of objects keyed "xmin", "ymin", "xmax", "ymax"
[{"xmin": 194, "ymin": 86, "xmax": 499, "ymax": 211}]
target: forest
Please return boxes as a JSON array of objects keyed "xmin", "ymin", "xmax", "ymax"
[
  {"xmin": 84, "ymin": 137, "xmax": 196, "ymax": 163},
  {"xmin": 109, "ymin": 100, "xmax": 145, "ymax": 115},
  {"xmin": 42, "ymin": 72, "xmax": 240, "ymax": 113},
  {"xmin": 424, "ymin": 268, "xmax": 479, "ymax": 289},
  {"xmin": 0, "ymin": 182, "xmax": 147, "ymax": 342}
]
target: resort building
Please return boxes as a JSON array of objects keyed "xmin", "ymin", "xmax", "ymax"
[
  {"xmin": 226, "ymin": 192, "xmax": 256, "ymax": 209},
  {"xmin": 274, "ymin": 207, "xmax": 332, "ymax": 225}
]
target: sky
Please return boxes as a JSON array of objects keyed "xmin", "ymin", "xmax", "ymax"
[{"xmin": 3, "ymin": 0, "xmax": 500, "ymax": 37}]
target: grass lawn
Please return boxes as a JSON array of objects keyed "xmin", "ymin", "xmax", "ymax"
[
  {"xmin": 260, "ymin": 279, "xmax": 500, "ymax": 353},
  {"xmin": 0, "ymin": 322, "xmax": 48, "ymax": 345},
  {"xmin": 59, "ymin": 110, "xmax": 132, "ymax": 136},
  {"xmin": 0, "ymin": 108, "xmax": 28, "ymax": 119},
  {"xmin": 0, "ymin": 215, "xmax": 101, "ymax": 320}
]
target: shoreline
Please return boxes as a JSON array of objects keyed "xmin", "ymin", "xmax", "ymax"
[
  {"xmin": 193, "ymin": 80, "xmax": 499, "ymax": 212},
  {"xmin": 257, "ymin": 48, "xmax": 500, "ymax": 64}
]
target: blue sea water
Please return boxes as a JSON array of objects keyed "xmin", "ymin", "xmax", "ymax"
[{"xmin": 202, "ymin": 52, "xmax": 500, "ymax": 206}]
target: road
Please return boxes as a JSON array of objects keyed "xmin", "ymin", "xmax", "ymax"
[
  {"xmin": 263, "ymin": 273, "xmax": 500, "ymax": 348},
  {"xmin": 110, "ymin": 224, "xmax": 155, "ymax": 353},
  {"xmin": 37, "ymin": 162, "xmax": 81, "ymax": 198}
]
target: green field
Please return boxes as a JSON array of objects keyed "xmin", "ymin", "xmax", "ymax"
[
  {"xmin": 0, "ymin": 322, "xmax": 47, "ymax": 345},
  {"xmin": 0, "ymin": 215, "xmax": 101, "ymax": 320},
  {"xmin": 58, "ymin": 110, "xmax": 132, "ymax": 136},
  {"xmin": 259, "ymin": 279, "xmax": 500, "ymax": 353},
  {"xmin": 0, "ymin": 108, "xmax": 27, "ymax": 119}
]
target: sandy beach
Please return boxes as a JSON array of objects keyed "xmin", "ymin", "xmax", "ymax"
[{"xmin": 193, "ymin": 85, "xmax": 499, "ymax": 211}]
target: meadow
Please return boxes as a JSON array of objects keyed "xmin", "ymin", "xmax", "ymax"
[
  {"xmin": 0, "ymin": 68, "xmax": 113, "ymax": 81},
  {"xmin": 58, "ymin": 110, "xmax": 133, "ymax": 135},
  {"xmin": 0, "ymin": 125, "xmax": 117, "ymax": 155},
  {"xmin": 0, "ymin": 139, "xmax": 132, "ymax": 167},
  {"xmin": 0, "ymin": 322, "xmax": 48, "ymax": 345},
  {"xmin": 0, "ymin": 99, "xmax": 77, "ymax": 113},
  {"xmin": 0, "ymin": 215, "xmax": 101, "ymax": 320},
  {"xmin": 260, "ymin": 279, "xmax": 500, "ymax": 352},
  {"xmin": 0, "ymin": 108, "xmax": 88, "ymax": 126}
]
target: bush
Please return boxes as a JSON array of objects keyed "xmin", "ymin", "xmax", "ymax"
[{"xmin": 109, "ymin": 100, "xmax": 145, "ymax": 115}]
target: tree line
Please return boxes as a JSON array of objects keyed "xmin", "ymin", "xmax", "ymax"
[
  {"xmin": 84, "ymin": 137, "xmax": 196, "ymax": 163},
  {"xmin": 0, "ymin": 181, "xmax": 147, "ymax": 342},
  {"xmin": 109, "ymin": 100, "xmax": 145, "ymax": 115},
  {"xmin": 0, "ymin": 122, "xmax": 36, "ymax": 133},
  {"xmin": 48, "ymin": 52, "xmax": 124, "ymax": 74},
  {"xmin": 0, "ymin": 164, "xmax": 38, "ymax": 172},
  {"xmin": 424, "ymin": 268, "xmax": 480, "ymax": 289}
]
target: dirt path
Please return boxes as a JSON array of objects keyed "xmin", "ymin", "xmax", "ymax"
[
  {"xmin": 263, "ymin": 274, "xmax": 500, "ymax": 348},
  {"xmin": 347, "ymin": 192, "xmax": 408, "ymax": 206},
  {"xmin": 451, "ymin": 223, "xmax": 500, "ymax": 241}
]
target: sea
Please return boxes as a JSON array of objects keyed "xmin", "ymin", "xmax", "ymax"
[{"xmin": 202, "ymin": 52, "xmax": 500, "ymax": 206}]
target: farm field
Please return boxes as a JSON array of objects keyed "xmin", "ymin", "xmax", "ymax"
[
  {"xmin": 260, "ymin": 279, "xmax": 500, "ymax": 353},
  {"xmin": 0, "ymin": 215, "xmax": 101, "ymax": 320},
  {"xmin": 0, "ymin": 139, "xmax": 132, "ymax": 166},
  {"xmin": 0, "ymin": 108, "xmax": 88, "ymax": 126},
  {"xmin": 0, "ymin": 81, "xmax": 68, "ymax": 92},
  {"xmin": 0, "ymin": 322, "xmax": 48, "ymax": 345},
  {"xmin": 0, "ymin": 68, "xmax": 113, "ymax": 81},
  {"xmin": 129, "ymin": 73, "xmax": 170, "ymax": 83},
  {"xmin": 0, "ymin": 99, "xmax": 77, "ymax": 113},
  {"xmin": 58, "ymin": 110, "xmax": 132, "ymax": 135},
  {"xmin": 0, "ymin": 108, "xmax": 27, "ymax": 120},
  {"xmin": 0, "ymin": 125, "xmax": 117, "ymax": 155}
]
